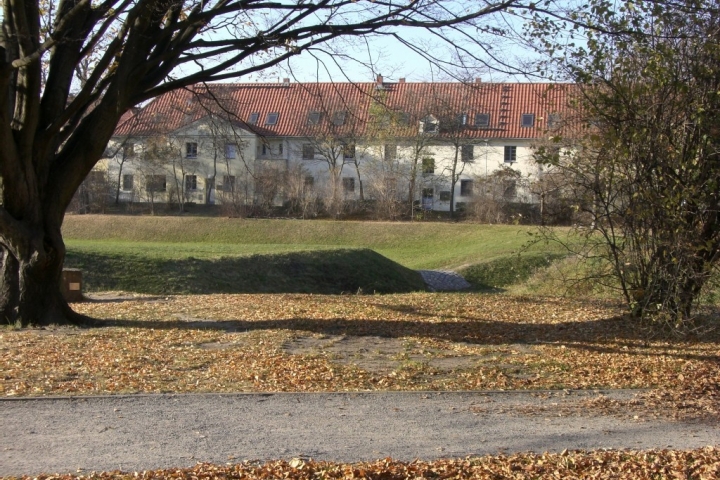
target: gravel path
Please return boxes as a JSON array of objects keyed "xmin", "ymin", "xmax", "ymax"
[
  {"xmin": 2, "ymin": 390, "xmax": 718, "ymax": 476},
  {"xmin": 418, "ymin": 270, "xmax": 472, "ymax": 291}
]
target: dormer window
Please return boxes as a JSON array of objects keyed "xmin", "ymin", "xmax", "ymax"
[
  {"xmin": 308, "ymin": 111, "xmax": 322, "ymax": 125},
  {"xmin": 475, "ymin": 113, "xmax": 490, "ymax": 128},
  {"xmin": 458, "ymin": 112, "xmax": 468, "ymax": 126},
  {"xmin": 421, "ymin": 115, "xmax": 438, "ymax": 134},
  {"xmin": 548, "ymin": 113, "xmax": 561, "ymax": 128},
  {"xmin": 248, "ymin": 112, "xmax": 259, "ymax": 125},
  {"xmin": 521, "ymin": 113, "xmax": 535, "ymax": 127},
  {"xmin": 265, "ymin": 112, "xmax": 279, "ymax": 125},
  {"xmin": 331, "ymin": 111, "xmax": 346, "ymax": 126}
]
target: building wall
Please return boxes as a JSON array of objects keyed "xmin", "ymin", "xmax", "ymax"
[{"xmin": 104, "ymin": 123, "xmax": 539, "ymax": 212}]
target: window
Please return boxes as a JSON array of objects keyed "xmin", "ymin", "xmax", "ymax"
[
  {"xmin": 146, "ymin": 175, "xmax": 166, "ymax": 192},
  {"xmin": 123, "ymin": 143, "xmax": 135, "ymax": 158},
  {"xmin": 278, "ymin": 143, "xmax": 283, "ymax": 155},
  {"xmin": 342, "ymin": 143, "xmax": 355, "ymax": 160},
  {"xmin": 504, "ymin": 145, "xmax": 517, "ymax": 163},
  {"xmin": 186, "ymin": 142, "xmax": 198, "ymax": 158},
  {"xmin": 548, "ymin": 113, "xmax": 561, "ymax": 128},
  {"xmin": 304, "ymin": 176, "xmax": 314, "ymax": 187},
  {"xmin": 308, "ymin": 111, "xmax": 322, "ymax": 125},
  {"xmin": 458, "ymin": 112, "xmax": 468, "ymax": 126},
  {"xmin": 422, "ymin": 157, "xmax": 435, "ymax": 175},
  {"xmin": 521, "ymin": 113, "xmax": 535, "ymax": 127},
  {"xmin": 461, "ymin": 144, "xmax": 474, "ymax": 162},
  {"xmin": 222, "ymin": 175, "xmax": 236, "ymax": 192},
  {"xmin": 384, "ymin": 144, "xmax": 397, "ymax": 162},
  {"xmin": 331, "ymin": 111, "xmax": 346, "ymax": 126},
  {"xmin": 421, "ymin": 188, "xmax": 433, "ymax": 209},
  {"xmin": 87, "ymin": 171, "xmax": 105, "ymax": 183},
  {"xmin": 475, "ymin": 113, "xmax": 490, "ymax": 127},
  {"xmin": 503, "ymin": 180, "xmax": 518, "ymax": 200},
  {"xmin": 302, "ymin": 144, "xmax": 315, "ymax": 160},
  {"xmin": 225, "ymin": 143, "xmax": 237, "ymax": 159},
  {"xmin": 261, "ymin": 143, "xmax": 268, "ymax": 156},
  {"xmin": 422, "ymin": 116, "xmax": 438, "ymax": 133},
  {"xmin": 439, "ymin": 191, "xmax": 451, "ymax": 201},
  {"xmin": 122, "ymin": 174, "xmax": 134, "ymax": 191},
  {"xmin": 248, "ymin": 112, "xmax": 259, "ymax": 125},
  {"xmin": 185, "ymin": 174, "xmax": 197, "ymax": 191},
  {"xmin": 342, "ymin": 177, "xmax": 355, "ymax": 193},
  {"xmin": 265, "ymin": 112, "xmax": 279, "ymax": 125},
  {"xmin": 460, "ymin": 179, "xmax": 473, "ymax": 197}
]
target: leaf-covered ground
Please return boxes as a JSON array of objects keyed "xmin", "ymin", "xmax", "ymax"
[
  {"xmin": 2, "ymin": 293, "xmax": 718, "ymax": 421},
  {"xmin": 7, "ymin": 448, "xmax": 720, "ymax": 479}
]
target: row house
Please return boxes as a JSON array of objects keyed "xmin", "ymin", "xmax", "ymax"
[{"xmin": 103, "ymin": 77, "xmax": 571, "ymax": 212}]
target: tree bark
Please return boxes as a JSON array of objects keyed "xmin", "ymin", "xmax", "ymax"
[{"xmin": 0, "ymin": 218, "xmax": 82, "ymax": 326}]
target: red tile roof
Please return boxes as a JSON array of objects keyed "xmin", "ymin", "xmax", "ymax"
[{"xmin": 115, "ymin": 81, "xmax": 572, "ymax": 140}]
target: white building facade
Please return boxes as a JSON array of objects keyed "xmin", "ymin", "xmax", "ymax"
[{"xmin": 104, "ymin": 79, "xmax": 570, "ymax": 214}]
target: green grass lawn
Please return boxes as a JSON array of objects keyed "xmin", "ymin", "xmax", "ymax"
[{"xmin": 62, "ymin": 215, "xmax": 570, "ymax": 294}]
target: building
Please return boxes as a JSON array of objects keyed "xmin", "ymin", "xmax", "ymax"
[{"xmin": 102, "ymin": 77, "xmax": 571, "ymax": 215}]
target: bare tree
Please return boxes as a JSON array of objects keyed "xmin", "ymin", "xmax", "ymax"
[{"xmin": 1, "ymin": 0, "xmax": 594, "ymax": 325}]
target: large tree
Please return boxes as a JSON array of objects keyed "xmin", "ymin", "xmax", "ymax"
[
  {"xmin": 3, "ymin": 0, "xmax": 557, "ymax": 326},
  {"xmin": 533, "ymin": 0, "xmax": 720, "ymax": 328}
]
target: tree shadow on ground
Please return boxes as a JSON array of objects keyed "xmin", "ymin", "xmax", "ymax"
[{"xmin": 87, "ymin": 314, "xmax": 720, "ymax": 362}]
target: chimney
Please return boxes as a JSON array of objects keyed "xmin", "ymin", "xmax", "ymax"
[
  {"xmin": 399, "ymin": 78, "xmax": 406, "ymax": 84},
  {"xmin": 282, "ymin": 78, "xmax": 290, "ymax": 87},
  {"xmin": 375, "ymin": 74, "xmax": 385, "ymax": 90},
  {"xmin": 475, "ymin": 78, "xmax": 482, "ymax": 84}
]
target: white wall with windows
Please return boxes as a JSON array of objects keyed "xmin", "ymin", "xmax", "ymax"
[{"xmin": 104, "ymin": 118, "xmax": 539, "ymax": 212}]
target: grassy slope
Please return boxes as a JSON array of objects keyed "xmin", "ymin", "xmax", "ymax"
[
  {"xmin": 63, "ymin": 215, "xmax": 559, "ymax": 269},
  {"xmin": 62, "ymin": 216, "xmax": 569, "ymax": 294}
]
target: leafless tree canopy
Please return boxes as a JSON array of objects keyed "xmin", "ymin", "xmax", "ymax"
[{"xmin": 0, "ymin": 0, "xmax": 594, "ymax": 326}]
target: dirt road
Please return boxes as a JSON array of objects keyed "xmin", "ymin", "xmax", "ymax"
[{"xmin": 2, "ymin": 390, "xmax": 718, "ymax": 476}]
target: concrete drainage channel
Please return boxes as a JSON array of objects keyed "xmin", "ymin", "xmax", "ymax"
[{"xmin": 418, "ymin": 270, "xmax": 472, "ymax": 291}]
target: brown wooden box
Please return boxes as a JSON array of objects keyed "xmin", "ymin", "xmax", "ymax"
[{"xmin": 61, "ymin": 268, "xmax": 84, "ymax": 302}]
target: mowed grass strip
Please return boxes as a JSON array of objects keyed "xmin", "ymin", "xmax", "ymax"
[
  {"xmin": 2, "ymin": 293, "xmax": 717, "ymax": 420},
  {"xmin": 63, "ymin": 215, "xmax": 563, "ymax": 270}
]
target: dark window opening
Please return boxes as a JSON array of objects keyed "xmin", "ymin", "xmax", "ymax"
[
  {"xmin": 331, "ymin": 111, "xmax": 346, "ymax": 126},
  {"xmin": 146, "ymin": 175, "xmax": 166, "ymax": 192},
  {"xmin": 185, "ymin": 174, "xmax": 197, "ymax": 191},
  {"xmin": 461, "ymin": 145, "xmax": 474, "ymax": 162},
  {"xmin": 521, "ymin": 113, "xmax": 535, "ymax": 128},
  {"xmin": 222, "ymin": 175, "xmax": 236, "ymax": 192},
  {"xmin": 308, "ymin": 111, "xmax": 322, "ymax": 125},
  {"xmin": 122, "ymin": 174, "xmax": 134, "ymax": 191},
  {"xmin": 475, "ymin": 113, "xmax": 490, "ymax": 127},
  {"xmin": 265, "ymin": 112, "xmax": 279, "ymax": 125},
  {"xmin": 186, "ymin": 142, "xmax": 198, "ymax": 158},
  {"xmin": 422, "ymin": 157, "xmax": 435, "ymax": 175},
  {"xmin": 302, "ymin": 144, "xmax": 315, "ymax": 160},
  {"xmin": 504, "ymin": 146, "xmax": 517, "ymax": 163}
]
